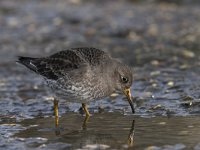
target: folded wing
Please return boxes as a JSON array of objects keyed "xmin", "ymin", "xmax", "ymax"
[{"xmin": 17, "ymin": 50, "xmax": 87, "ymax": 80}]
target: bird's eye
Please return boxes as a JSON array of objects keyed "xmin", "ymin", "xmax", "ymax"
[{"xmin": 121, "ymin": 76, "xmax": 129, "ymax": 83}]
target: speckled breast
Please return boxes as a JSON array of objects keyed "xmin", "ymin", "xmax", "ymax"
[{"xmin": 45, "ymin": 79, "xmax": 98, "ymax": 103}]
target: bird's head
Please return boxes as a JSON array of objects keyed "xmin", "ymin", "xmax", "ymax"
[{"xmin": 112, "ymin": 60, "xmax": 135, "ymax": 113}]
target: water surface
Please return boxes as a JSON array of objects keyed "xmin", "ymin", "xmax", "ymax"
[{"xmin": 8, "ymin": 113, "xmax": 200, "ymax": 150}]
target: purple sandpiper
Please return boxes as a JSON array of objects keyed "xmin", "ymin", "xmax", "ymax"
[{"xmin": 17, "ymin": 47, "xmax": 134, "ymax": 122}]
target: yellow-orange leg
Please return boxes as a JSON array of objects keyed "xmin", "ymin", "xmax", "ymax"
[
  {"xmin": 54, "ymin": 99, "xmax": 59, "ymax": 128},
  {"xmin": 82, "ymin": 103, "xmax": 90, "ymax": 117},
  {"xmin": 81, "ymin": 103, "xmax": 90, "ymax": 130}
]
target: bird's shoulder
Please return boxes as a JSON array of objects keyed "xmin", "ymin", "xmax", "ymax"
[{"xmin": 70, "ymin": 47, "xmax": 110, "ymax": 66}]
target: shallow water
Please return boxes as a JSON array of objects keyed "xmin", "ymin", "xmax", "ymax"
[
  {"xmin": 0, "ymin": 113, "xmax": 199, "ymax": 150},
  {"xmin": 0, "ymin": 0, "xmax": 200, "ymax": 149}
]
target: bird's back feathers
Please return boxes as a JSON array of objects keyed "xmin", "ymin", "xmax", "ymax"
[{"xmin": 17, "ymin": 48, "xmax": 109, "ymax": 80}]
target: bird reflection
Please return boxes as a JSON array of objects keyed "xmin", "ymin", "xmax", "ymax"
[
  {"xmin": 53, "ymin": 110, "xmax": 135, "ymax": 148},
  {"xmin": 82, "ymin": 115, "xmax": 90, "ymax": 130},
  {"xmin": 127, "ymin": 120, "xmax": 135, "ymax": 147}
]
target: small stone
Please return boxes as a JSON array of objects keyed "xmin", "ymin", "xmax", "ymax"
[
  {"xmin": 110, "ymin": 93, "xmax": 119, "ymax": 98},
  {"xmin": 83, "ymin": 144, "xmax": 110, "ymax": 149},
  {"xmin": 152, "ymin": 104, "xmax": 162, "ymax": 110},
  {"xmin": 158, "ymin": 122, "xmax": 166, "ymax": 125},
  {"xmin": 151, "ymin": 60, "xmax": 159, "ymax": 66},
  {"xmin": 152, "ymin": 83, "xmax": 157, "ymax": 87},
  {"xmin": 33, "ymin": 85, "xmax": 38, "ymax": 90},
  {"xmin": 145, "ymin": 146, "xmax": 160, "ymax": 150},
  {"xmin": 179, "ymin": 64, "xmax": 190, "ymax": 70},
  {"xmin": 182, "ymin": 50, "xmax": 195, "ymax": 58},
  {"xmin": 150, "ymin": 71, "xmax": 160, "ymax": 76},
  {"xmin": 167, "ymin": 81, "xmax": 174, "ymax": 86},
  {"xmin": 45, "ymin": 96, "xmax": 54, "ymax": 101}
]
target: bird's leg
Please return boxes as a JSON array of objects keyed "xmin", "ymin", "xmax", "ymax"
[
  {"xmin": 82, "ymin": 103, "xmax": 90, "ymax": 117},
  {"xmin": 54, "ymin": 98, "xmax": 59, "ymax": 128},
  {"xmin": 81, "ymin": 103, "xmax": 90, "ymax": 130}
]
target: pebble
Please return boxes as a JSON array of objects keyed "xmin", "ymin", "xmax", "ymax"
[
  {"xmin": 150, "ymin": 71, "xmax": 161, "ymax": 76},
  {"xmin": 167, "ymin": 81, "xmax": 174, "ymax": 86},
  {"xmin": 182, "ymin": 50, "xmax": 195, "ymax": 58}
]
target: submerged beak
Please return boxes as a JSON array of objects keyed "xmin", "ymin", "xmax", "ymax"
[{"xmin": 124, "ymin": 88, "xmax": 135, "ymax": 113}]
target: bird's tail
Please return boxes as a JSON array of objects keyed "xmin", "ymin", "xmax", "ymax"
[{"xmin": 16, "ymin": 56, "xmax": 37, "ymax": 72}]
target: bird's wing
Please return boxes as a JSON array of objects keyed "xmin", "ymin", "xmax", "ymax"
[
  {"xmin": 71, "ymin": 47, "xmax": 110, "ymax": 66},
  {"xmin": 18, "ymin": 50, "xmax": 88, "ymax": 80}
]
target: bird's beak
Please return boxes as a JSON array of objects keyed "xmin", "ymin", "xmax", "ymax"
[{"xmin": 124, "ymin": 88, "xmax": 135, "ymax": 113}]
